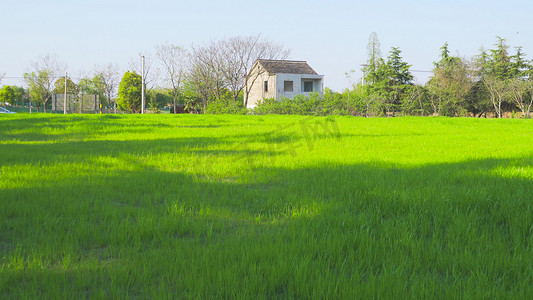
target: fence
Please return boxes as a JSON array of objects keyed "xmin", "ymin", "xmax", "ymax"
[{"xmin": 51, "ymin": 94, "xmax": 102, "ymax": 114}]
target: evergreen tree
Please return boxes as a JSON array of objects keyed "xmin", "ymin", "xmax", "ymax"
[
  {"xmin": 427, "ymin": 43, "xmax": 474, "ymax": 116},
  {"xmin": 117, "ymin": 71, "xmax": 142, "ymax": 113},
  {"xmin": 380, "ymin": 47, "xmax": 413, "ymax": 114},
  {"xmin": 362, "ymin": 32, "xmax": 383, "ymax": 85},
  {"xmin": 488, "ymin": 37, "xmax": 512, "ymax": 80},
  {"xmin": 386, "ymin": 47, "xmax": 413, "ymax": 86},
  {"xmin": 483, "ymin": 37, "xmax": 515, "ymax": 118},
  {"xmin": 510, "ymin": 46, "xmax": 528, "ymax": 79}
]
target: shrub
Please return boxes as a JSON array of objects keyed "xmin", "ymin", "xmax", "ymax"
[
  {"xmin": 206, "ymin": 99, "xmax": 248, "ymax": 115},
  {"xmin": 253, "ymin": 92, "xmax": 327, "ymax": 116}
]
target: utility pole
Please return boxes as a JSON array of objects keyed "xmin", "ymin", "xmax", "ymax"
[
  {"xmin": 64, "ymin": 72, "xmax": 68, "ymax": 114},
  {"xmin": 141, "ymin": 55, "xmax": 145, "ymax": 114}
]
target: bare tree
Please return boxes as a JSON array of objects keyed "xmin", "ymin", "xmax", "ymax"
[
  {"xmin": 24, "ymin": 54, "xmax": 65, "ymax": 113},
  {"xmin": 189, "ymin": 44, "xmax": 221, "ymax": 113},
  {"xmin": 94, "ymin": 63, "xmax": 121, "ymax": 113},
  {"xmin": 77, "ymin": 73, "xmax": 93, "ymax": 114},
  {"xmin": 224, "ymin": 35, "xmax": 289, "ymax": 107},
  {"xmin": 199, "ymin": 41, "xmax": 228, "ymax": 101},
  {"xmin": 129, "ymin": 53, "xmax": 160, "ymax": 92},
  {"xmin": 188, "ymin": 68, "xmax": 211, "ymax": 113},
  {"xmin": 0, "ymin": 73, "xmax": 5, "ymax": 85},
  {"xmin": 220, "ymin": 39, "xmax": 243, "ymax": 102},
  {"xmin": 508, "ymin": 78, "xmax": 533, "ymax": 117},
  {"xmin": 483, "ymin": 76, "xmax": 507, "ymax": 118},
  {"xmin": 185, "ymin": 35, "xmax": 289, "ymax": 111},
  {"xmin": 155, "ymin": 43, "xmax": 188, "ymax": 112}
]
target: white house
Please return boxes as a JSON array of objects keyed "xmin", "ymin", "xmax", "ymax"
[{"xmin": 245, "ymin": 60, "xmax": 324, "ymax": 108}]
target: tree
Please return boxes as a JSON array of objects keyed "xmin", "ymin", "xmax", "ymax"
[
  {"xmin": 53, "ymin": 75, "xmax": 79, "ymax": 113},
  {"xmin": 24, "ymin": 71, "xmax": 49, "ymax": 113},
  {"xmin": 91, "ymin": 75, "xmax": 108, "ymax": 106},
  {"xmin": 507, "ymin": 78, "xmax": 533, "ymax": 117},
  {"xmin": 130, "ymin": 54, "xmax": 161, "ymax": 113},
  {"xmin": 362, "ymin": 32, "xmax": 383, "ymax": 85},
  {"xmin": 465, "ymin": 80, "xmax": 491, "ymax": 117},
  {"xmin": 386, "ymin": 47, "xmax": 413, "ymax": 86},
  {"xmin": 12, "ymin": 86, "xmax": 27, "ymax": 104},
  {"xmin": 219, "ymin": 35, "xmax": 289, "ymax": 106},
  {"xmin": 220, "ymin": 38, "xmax": 245, "ymax": 102},
  {"xmin": 467, "ymin": 48, "xmax": 493, "ymax": 117},
  {"xmin": 510, "ymin": 47, "xmax": 528, "ymax": 79},
  {"xmin": 487, "ymin": 37, "xmax": 512, "ymax": 80},
  {"xmin": 483, "ymin": 75, "xmax": 507, "ymax": 118},
  {"xmin": 479, "ymin": 37, "xmax": 517, "ymax": 118},
  {"xmin": 23, "ymin": 55, "xmax": 65, "ymax": 113},
  {"xmin": 188, "ymin": 41, "xmax": 231, "ymax": 113},
  {"xmin": 361, "ymin": 89, "xmax": 384, "ymax": 117},
  {"xmin": 155, "ymin": 43, "xmax": 188, "ymax": 113},
  {"xmin": 238, "ymin": 35, "xmax": 290, "ymax": 107},
  {"xmin": 400, "ymin": 85, "xmax": 431, "ymax": 116},
  {"xmin": 53, "ymin": 76, "xmax": 78, "ymax": 95},
  {"xmin": 117, "ymin": 71, "xmax": 142, "ymax": 113},
  {"xmin": 188, "ymin": 51, "xmax": 217, "ymax": 113},
  {"xmin": 77, "ymin": 76, "xmax": 101, "ymax": 113},
  {"xmin": 130, "ymin": 53, "xmax": 159, "ymax": 92},
  {"xmin": 192, "ymin": 41, "xmax": 229, "ymax": 102},
  {"xmin": 180, "ymin": 80, "xmax": 202, "ymax": 113},
  {"xmin": 359, "ymin": 33, "xmax": 393, "ymax": 116},
  {"xmin": 94, "ymin": 64, "xmax": 120, "ymax": 112},
  {"xmin": 148, "ymin": 88, "xmax": 173, "ymax": 112},
  {"xmin": 370, "ymin": 47, "xmax": 413, "ymax": 115},
  {"xmin": 427, "ymin": 43, "xmax": 474, "ymax": 116},
  {"xmin": 0, "ymin": 86, "xmax": 15, "ymax": 106},
  {"xmin": 77, "ymin": 77, "xmax": 92, "ymax": 113}
]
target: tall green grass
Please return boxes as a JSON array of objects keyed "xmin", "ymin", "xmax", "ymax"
[{"xmin": 1, "ymin": 114, "xmax": 532, "ymax": 298}]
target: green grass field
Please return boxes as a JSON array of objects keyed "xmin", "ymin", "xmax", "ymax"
[{"xmin": 1, "ymin": 114, "xmax": 532, "ymax": 298}]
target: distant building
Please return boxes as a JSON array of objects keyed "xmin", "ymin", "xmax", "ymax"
[{"xmin": 245, "ymin": 59, "xmax": 324, "ymax": 108}]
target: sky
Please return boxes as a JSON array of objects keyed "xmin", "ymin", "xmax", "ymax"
[{"xmin": 2, "ymin": 0, "xmax": 533, "ymax": 92}]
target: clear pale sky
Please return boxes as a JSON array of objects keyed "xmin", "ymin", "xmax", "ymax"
[{"xmin": 3, "ymin": 0, "xmax": 533, "ymax": 92}]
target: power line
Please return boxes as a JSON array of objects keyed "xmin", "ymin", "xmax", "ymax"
[{"xmin": 2, "ymin": 76, "xmax": 87, "ymax": 80}]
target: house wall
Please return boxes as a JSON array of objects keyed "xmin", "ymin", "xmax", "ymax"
[
  {"xmin": 275, "ymin": 74, "xmax": 324, "ymax": 100},
  {"xmin": 245, "ymin": 67, "xmax": 324, "ymax": 109},
  {"xmin": 246, "ymin": 67, "xmax": 277, "ymax": 108}
]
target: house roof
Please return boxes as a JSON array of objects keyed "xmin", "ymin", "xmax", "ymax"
[{"xmin": 256, "ymin": 60, "xmax": 319, "ymax": 75}]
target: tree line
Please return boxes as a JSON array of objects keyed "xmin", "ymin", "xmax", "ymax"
[
  {"xmin": 1, "ymin": 33, "xmax": 532, "ymax": 117},
  {"xmin": 1, "ymin": 57, "xmax": 120, "ymax": 113},
  {"xmin": 358, "ymin": 33, "xmax": 533, "ymax": 118},
  {"xmin": 254, "ymin": 34, "xmax": 533, "ymax": 118},
  {"xmin": 0, "ymin": 35, "xmax": 288, "ymax": 114},
  {"xmin": 116, "ymin": 36, "xmax": 288, "ymax": 114}
]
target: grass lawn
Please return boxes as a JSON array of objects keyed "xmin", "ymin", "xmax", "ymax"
[{"xmin": 1, "ymin": 114, "xmax": 532, "ymax": 298}]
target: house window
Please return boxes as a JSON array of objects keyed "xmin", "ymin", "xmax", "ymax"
[
  {"xmin": 303, "ymin": 81, "xmax": 313, "ymax": 92},
  {"xmin": 284, "ymin": 81, "xmax": 293, "ymax": 92},
  {"xmin": 264, "ymin": 81, "xmax": 268, "ymax": 92}
]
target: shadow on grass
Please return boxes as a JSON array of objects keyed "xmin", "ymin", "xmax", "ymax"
[
  {"xmin": 0, "ymin": 114, "xmax": 236, "ymax": 142},
  {"xmin": 4, "ymin": 121, "xmax": 172, "ymax": 143},
  {"xmin": 1, "ymin": 142, "xmax": 532, "ymax": 298}
]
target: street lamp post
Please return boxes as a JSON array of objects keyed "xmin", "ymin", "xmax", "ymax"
[
  {"xmin": 141, "ymin": 56, "xmax": 145, "ymax": 114},
  {"xmin": 64, "ymin": 72, "xmax": 67, "ymax": 114}
]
